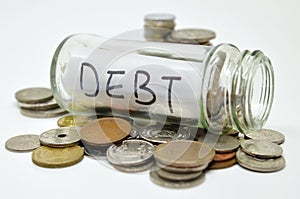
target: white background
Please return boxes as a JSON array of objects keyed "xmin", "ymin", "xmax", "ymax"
[{"xmin": 0, "ymin": 0, "xmax": 299, "ymax": 198}]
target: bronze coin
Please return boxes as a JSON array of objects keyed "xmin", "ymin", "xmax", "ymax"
[
  {"xmin": 208, "ymin": 158, "xmax": 236, "ymax": 170},
  {"xmin": 213, "ymin": 151, "xmax": 236, "ymax": 162},
  {"xmin": 80, "ymin": 117, "xmax": 132, "ymax": 146}
]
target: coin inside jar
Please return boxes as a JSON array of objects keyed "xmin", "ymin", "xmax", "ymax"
[
  {"xmin": 240, "ymin": 140, "xmax": 283, "ymax": 158},
  {"xmin": 57, "ymin": 115, "xmax": 90, "ymax": 127},
  {"xmin": 39, "ymin": 127, "xmax": 81, "ymax": 147},
  {"xmin": 80, "ymin": 117, "xmax": 132, "ymax": 146},
  {"xmin": 5, "ymin": 134, "xmax": 40, "ymax": 152}
]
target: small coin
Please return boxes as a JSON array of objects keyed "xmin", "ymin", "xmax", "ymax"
[
  {"xmin": 214, "ymin": 151, "xmax": 236, "ymax": 162},
  {"xmin": 39, "ymin": 127, "xmax": 81, "ymax": 147},
  {"xmin": 208, "ymin": 158, "xmax": 236, "ymax": 170},
  {"xmin": 156, "ymin": 161, "xmax": 208, "ymax": 173},
  {"xmin": 32, "ymin": 145, "xmax": 84, "ymax": 168},
  {"xmin": 80, "ymin": 117, "xmax": 132, "ymax": 146},
  {"xmin": 156, "ymin": 168, "xmax": 202, "ymax": 181},
  {"xmin": 245, "ymin": 129, "xmax": 285, "ymax": 144},
  {"xmin": 139, "ymin": 125, "xmax": 190, "ymax": 144},
  {"xmin": 15, "ymin": 87, "xmax": 53, "ymax": 104},
  {"xmin": 57, "ymin": 115, "xmax": 90, "ymax": 127},
  {"xmin": 240, "ymin": 140, "xmax": 283, "ymax": 158},
  {"xmin": 150, "ymin": 170, "xmax": 205, "ymax": 189},
  {"xmin": 170, "ymin": 28, "xmax": 216, "ymax": 44},
  {"xmin": 236, "ymin": 148, "xmax": 285, "ymax": 172},
  {"xmin": 18, "ymin": 98, "xmax": 59, "ymax": 110},
  {"xmin": 154, "ymin": 140, "xmax": 215, "ymax": 168},
  {"xmin": 113, "ymin": 161, "xmax": 154, "ymax": 173},
  {"xmin": 5, "ymin": 134, "xmax": 40, "ymax": 152},
  {"xmin": 107, "ymin": 139, "xmax": 154, "ymax": 166},
  {"xmin": 20, "ymin": 107, "xmax": 68, "ymax": 118}
]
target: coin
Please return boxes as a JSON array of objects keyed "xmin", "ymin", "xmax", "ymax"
[
  {"xmin": 156, "ymin": 168, "xmax": 202, "ymax": 181},
  {"xmin": 213, "ymin": 151, "xmax": 236, "ymax": 162},
  {"xmin": 240, "ymin": 140, "xmax": 283, "ymax": 158},
  {"xmin": 84, "ymin": 144, "xmax": 109, "ymax": 159},
  {"xmin": 32, "ymin": 145, "xmax": 84, "ymax": 168},
  {"xmin": 5, "ymin": 134, "xmax": 40, "ymax": 152},
  {"xmin": 57, "ymin": 115, "xmax": 89, "ymax": 127},
  {"xmin": 113, "ymin": 161, "xmax": 154, "ymax": 173},
  {"xmin": 198, "ymin": 134, "xmax": 240, "ymax": 153},
  {"xmin": 20, "ymin": 107, "xmax": 68, "ymax": 118},
  {"xmin": 170, "ymin": 28, "xmax": 216, "ymax": 44},
  {"xmin": 39, "ymin": 127, "xmax": 81, "ymax": 147},
  {"xmin": 144, "ymin": 13, "xmax": 175, "ymax": 22},
  {"xmin": 15, "ymin": 87, "xmax": 53, "ymax": 104},
  {"xmin": 150, "ymin": 170, "xmax": 205, "ymax": 189},
  {"xmin": 80, "ymin": 117, "xmax": 131, "ymax": 146},
  {"xmin": 156, "ymin": 161, "xmax": 208, "ymax": 173},
  {"xmin": 18, "ymin": 98, "xmax": 59, "ymax": 110},
  {"xmin": 236, "ymin": 149, "xmax": 285, "ymax": 172},
  {"xmin": 208, "ymin": 158, "xmax": 236, "ymax": 170},
  {"xmin": 107, "ymin": 139, "xmax": 154, "ymax": 166},
  {"xmin": 139, "ymin": 125, "xmax": 190, "ymax": 144},
  {"xmin": 154, "ymin": 140, "xmax": 215, "ymax": 168},
  {"xmin": 245, "ymin": 129, "xmax": 285, "ymax": 144}
]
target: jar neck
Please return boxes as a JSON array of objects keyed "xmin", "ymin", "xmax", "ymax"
[{"xmin": 202, "ymin": 44, "xmax": 274, "ymax": 134}]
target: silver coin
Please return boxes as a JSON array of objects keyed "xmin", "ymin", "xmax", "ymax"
[
  {"xmin": 156, "ymin": 168, "xmax": 202, "ymax": 181},
  {"xmin": 20, "ymin": 107, "xmax": 68, "ymax": 118},
  {"xmin": 144, "ymin": 13, "xmax": 175, "ymax": 22},
  {"xmin": 156, "ymin": 161, "xmax": 208, "ymax": 173},
  {"xmin": 236, "ymin": 149, "xmax": 285, "ymax": 172},
  {"xmin": 106, "ymin": 139, "xmax": 154, "ymax": 166},
  {"xmin": 198, "ymin": 134, "xmax": 240, "ymax": 153},
  {"xmin": 15, "ymin": 87, "xmax": 53, "ymax": 104},
  {"xmin": 170, "ymin": 28, "xmax": 216, "ymax": 44},
  {"xmin": 139, "ymin": 125, "xmax": 190, "ymax": 144},
  {"xmin": 150, "ymin": 170, "xmax": 205, "ymax": 189},
  {"xmin": 128, "ymin": 126, "xmax": 139, "ymax": 139},
  {"xmin": 5, "ymin": 134, "xmax": 40, "ymax": 152},
  {"xmin": 245, "ymin": 129, "xmax": 285, "ymax": 144},
  {"xmin": 113, "ymin": 161, "xmax": 154, "ymax": 173},
  {"xmin": 18, "ymin": 98, "xmax": 59, "ymax": 110},
  {"xmin": 240, "ymin": 140, "xmax": 283, "ymax": 158},
  {"xmin": 40, "ymin": 127, "xmax": 81, "ymax": 147}
]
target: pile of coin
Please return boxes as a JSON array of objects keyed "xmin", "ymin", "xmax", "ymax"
[
  {"xmin": 143, "ymin": 13, "xmax": 216, "ymax": 45},
  {"xmin": 15, "ymin": 87, "xmax": 67, "ymax": 118},
  {"xmin": 150, "ymin": 140, "xmax": 215, "ymax": 188}
]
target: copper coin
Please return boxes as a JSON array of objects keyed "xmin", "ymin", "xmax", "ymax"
[
  {"xmin": 80, "ymin": 117, "xmax": 132, "ymax": 146},
  {"xmin": 213, "ymin": 151, "xmax": 236, "ymax": 162},
  {"xmin": 208, "ymin": 158, "xmax": 236, "ymax": 170},
  {"xmin": 154, "ymin": 140, "xmax": 215, "ymax": 168}
]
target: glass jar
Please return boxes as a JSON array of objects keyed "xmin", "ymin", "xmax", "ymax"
[{"xmin": 50, "ymin": 33, "xmax": 274, "ymax": 134}]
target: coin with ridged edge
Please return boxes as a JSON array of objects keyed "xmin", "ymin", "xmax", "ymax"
[
  {"xmin": 150, "ymin": 170, "xmax": 205, "ymax": 189},
  {"xmin": 245, "ymin": 129, "xmax": 285, "ymax": 144},
  {"xmin": 32, "ymin": 145, "xmax": 84, "ymax": 168},
  {"xmin": 15, "ymin": 87, "xmax": 53, "ymax": 104},
  {"xmin": 39, "ymin": 127, "xmax": 81, "ymax": 147},
  {"xmin": 240, "ymin": 140, "xmax": 283, "ymax": 158},
  {"xmin": 156, "ymin": 168, "xmax": 202, "ymax": 181},
  {"xmin": 5, "ymin": 134, "xmax": 40, "ymax": 152}
]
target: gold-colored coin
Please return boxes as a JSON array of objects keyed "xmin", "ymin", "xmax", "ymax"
[
  {"xmin": 57, "ymin": 115, "xmax": 89, "ymax": 127},
  {"xmin": 32, "ymin": 145, "xmax": 84, "ymax": 168}
]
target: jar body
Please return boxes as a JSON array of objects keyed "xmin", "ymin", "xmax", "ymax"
[{"xmin": 51, "ymin": 34, "xmax": 274, "ymax": 134}]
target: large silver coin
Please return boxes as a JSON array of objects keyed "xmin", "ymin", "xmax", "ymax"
[
  {"xmin": 113, "ymin": 161, "xmax": 154, "ymax": 173},
  {"xmin": 20, "ymin": 107, "xmax": 68, "ymax": 118},
  {"xmin": 156, "ymin": 161, "xmax": 208, "ymax": 173},
  {"xmin": 236, "ymin": 149, "xmax": 285, "ymax": 172},
  {"xmin": 18, "ymin": 98, "xmax": 59, "ymax": 110},
  {"xmin": 139, "ymin": 125, "xmax": 190, "ymax": 144},
  {"xmin": 39, "ymin": 127, "xmax": 81, "ymax": 147},
  {"xmin": 240, "ymin": 140, "xmax": 283, "ymax": 158},
  {"xmin": 150, "ymin": 170, "xmax": 205, "ymax": 189},
  {"xmin": 170, "ymin": 28, "xmax": 216, "ymax": 44},
  {"xmin": 106, "ymin": 139, "xmax": 154, "ymax": 166},
  {"xmin": 198, "ymin": 134, "xmax": 240, "ymax": 153},
  {"xmin": 245, "ymin": 129, "xmax": 285, "ymax": 144},
  {"xmin": 15, "ymin": 87, "xmax": 53, "ymax": 104},
  {"xmin": 5, "ymin": 134, "xmax": 40, "ymax": 152},
  {"xmin": 156, "ymin": 168, "xmax": 202, "ymax": 181}
]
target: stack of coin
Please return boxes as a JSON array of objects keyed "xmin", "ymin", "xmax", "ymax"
[
  {"xmin": 144, "ymin": 13, "xmax": 176, "ymax": 42},
  {"xmin": 80, "ymin": 117, "xmax": 132, "ymax": 158},
  {"xmin": 236, "ymin": 139, "xmax": 285, "ymax": 172},
  {"xmin": 150, "ymin": 140, "xmax": 215, "ymax": 188},
  {"xmin": 106, "ymin": 139, "xmax": 155, "ymax": 172},
  {"xmin": 15, "ymin": 87, "xmax": 67, "ymax": 118},
  {"xmin": 166, "ymin": 28, "xmax": 216, "ymax": 45}
]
